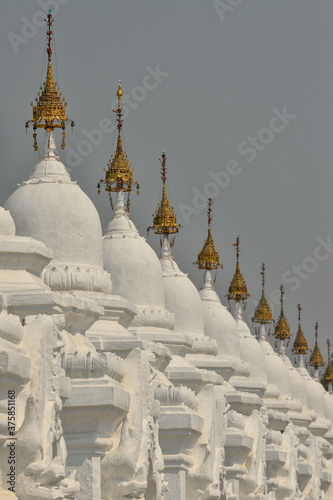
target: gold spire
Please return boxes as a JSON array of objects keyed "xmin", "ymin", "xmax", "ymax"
[
  {"xmin": 147, "ymin": 151, "xmax": 181, "ymax": 235},
  {"xmin": 274, "ymin": 285, "xmax": 291, "ymax": 341},
  {"xmin": 226, "ymin": 236, "xmax": 250, "ymax": 303},
  {"xmin": 322, "ymin": 339, "xmax": 333, "ymax": 387},
  {"xmin": 292, "ymin": 304, "xmax": 309, "ymax": 355},
  {"xmin": 25, "ymin": 8, "xmax": 74, "ymax": 151},
  {"xmin": 194, "ymin": 198, "xmax": 222, "ymax": 270},
  {"xmin": 97, "ymin": 80, "xmax": 140, "ymax": 211},
  {"xmin": 98, "ymin": 81, "xmax": 139, "ymax": 210},
  {"xmin": 252, "ymin": 262, "xmax": 273, "ymax": 324},
  {"xmin": 309, "ymin": 322, "xmax": 325, "ymax": 369}
]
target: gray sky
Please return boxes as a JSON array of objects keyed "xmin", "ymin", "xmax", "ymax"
[{"xmin": 1, "ymin": 0, "xmax": 333, "ymax": 364}]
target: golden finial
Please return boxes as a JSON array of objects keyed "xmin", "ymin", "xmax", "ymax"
[
  {"xmin": 292, "ymin": 304, "xmax": 309, "ymax": 355},
  {"xmin": 321, "ymin": 339, "xmax": 333, "ymax": 388},
  {"xmin": 97, "ymin": 80, "xmax": 139, "ymax": 211},
  {"xmin": 226, "ymin": 236, "xmax": 250, "ymax": 303},
  {"xmin": 25, "ymin": 8, "xmax": 74, "ymax": 151},
  {"xmin": 194, "ymin": 198, "xmax": 223, "ymax": 270},
  {"xmin": 147, "ymin": 151, "xmax": 181, "ymax": 237},
  {"xmin": 117, "ymin": 80, "xmax": 123, "ymax": 109},
  {"xmin": 252, "ymin": 262, "xmax": 273, "ymax": 324},
  {"xmin": 274, "ymin": 285, "xmax": 291, "ymax": 342},
  {"xmin": 309, "ymin": 322, "xmax": 325, "ymax": 369}
]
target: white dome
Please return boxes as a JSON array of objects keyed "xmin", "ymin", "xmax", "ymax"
[
  {"xmin": 234, "ymin": 303, "xmax": 267, "ymax": 384},
  {"xmin": 199, "ymin": 270, "xmax": 240, "ymax": 358},
  {"xmin": 259, "ymin": 329, "xmax": 291, "ymax": 398},
  {"xmin": 281, "ymin": 354, "xmax": 308, "ymax": 409},
  {"xmin": 0, "ymin": 206, "xmax": 15, "ymax": 236},
  {"xmin": 5, "ymin": 133, "xmax": 109, "ymax": 293},
  {"xmin": 298, "ymin": 365, "xmax": 331, "ymax": 434},
  {"xmin": 103, "ymin": 192, "xmax": 174, "ymax": 330},
  {"xmin": 324, "ymin": 391, "xmax": 333, "ymax": 424},
  {"xmin": 299, "ymin": 366, "xmax": 326, "ymax": 417},
  {"xmin": 160, "ymin": 235, "xmax": 204, "ymax": 338}
]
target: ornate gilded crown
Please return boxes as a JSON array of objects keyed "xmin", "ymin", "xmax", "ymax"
[
  {"xmin": 309, "ymin": 322, "xmax": 325, "ymax": 369},
  {"xmin": 252, "ymin": 262, "xmax": 273, "ymax": 324},
  {"xmin": 195, "ymin": 198, "xmax": 222, "ymax": 270},
  {"xmin": 322, "ymin": 340, "xmax": 333, "ymax": 388},
  {"xmin": 292, "ymin": 304, "xmax": 309, "ymax": 355},
  {"xmin": 97, "ymin": 81, "xmax": 139, "ymax": 210},
  {"xmin": 148, "ymin": 151, "xmax": 181, "ymax": 236},
  {"xmin": 226, "ymin": 236, "xmax": 250, "ymax": 303},
  {"xmin": 25, "ymin": 8, "xmax": 74, "ymax": 151},
  {"xmin": 274, "ymin": 285, "xmax": 291, "ymax": 342}
]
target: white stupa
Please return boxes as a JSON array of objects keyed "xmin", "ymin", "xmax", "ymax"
[
  {"xmin": 190, "ymin": 199, "xmax": 250, "ymax": 382},
  {"xmin": 152, "ymin": 154, "xmax": 204, "ymax": 340},
  {"xmin": 104, "ymin": 190, "xmax": 169, "ymax": 318},
  {"xmin": 5, "ymin": 57, "xmax": 110, "ymax": 296},
  {"xmin": 194, "ymin": 200, "xmax": 238, "ymax": 354},
  {"xmin": 200, "ymin": 272, "xmax": 240, "ymax": 358},
  {"xmin": 100, "ymin": 88, "xmax": 174, "ymax": 337},
  {"xmin": 224, "ymin": 239, "xmax": 267, "ymax": 396}
]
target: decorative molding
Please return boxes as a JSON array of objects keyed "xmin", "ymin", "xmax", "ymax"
[{"xmin": 43, "ymin": 264, "xmax": 111, "ymax": 293}]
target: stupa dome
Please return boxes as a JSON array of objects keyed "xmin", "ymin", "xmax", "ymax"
[
  {"xmin": 193, "ymin": 199, "xmax": 238, "ymax": 354},
  {"xmin": 200, "ymin": 271, "xmax": 240, "ymax": 358},
  {"xmin": 226, "ymin": 239, "xmax": 267, "ymax": 386},
  {"xmin": 260, "ymin": 335, "xmax": 291, "ymax": 398},
  {"xmin": 0, "ymin": 207, "xmax": 15, "ymax": 236},
  {"xmin": 281, "ymin": 354, "xmax": 308, "ymax": 408},
  {"xmin": 235, "ymin": 303, "xmax": 267, "ymax": 385},
  {"xmin": 161, "ymin": 236, "xmax": 204, "ymax": 338},
  {"xmin": 5, "ymin": 133, "xmax": 110, "ymax": 293},
  {"xmin": 253, "ymin": 265, "xmax": 291, "ymax": 398},
  {"xmin": 103, "ymin": 191, "xmax": 174, "ymax": 329},
  {"xmin": 298, "ymin": 364, "xmax": 331, "ymax": 435}
]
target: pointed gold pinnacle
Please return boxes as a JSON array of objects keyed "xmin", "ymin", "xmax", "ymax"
[
  {"xmin": 195, "ymin": 198, "xmax": 222, "ymax": 270},
  {"xmin": 292, "ymin": 304, "xmax": 309, "ymax": 355},
  {"xmin": 322, "ymin": 339, "xmax": 333, "ymax": 387},
  {"xmin": 252, "ymin": 262, "xmax": 273, "ymax": 324},
  {"xmin": 309, "ymin": 322, "xmax": 324, "ymax": 369},
  {"xmin": 98, "ymin": 81, "xmax": 139, "ymax": 199},
  {"xmin": 148, "ymin": 151, "xmax": 181, "ymax": 235},
  {"xmin": 25, "ymin": 8, "xmax": 74, "ymax": 151},
  {"xmin": 274, "ymin": 285, "xmax": 291, "ymax": 341},
  {"xmin": 226, "ymin": 236, "xmax": 250, "ymax": 303}
]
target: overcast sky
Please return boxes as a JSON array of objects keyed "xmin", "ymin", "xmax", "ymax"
[{"xmin": 1, "ymin": 0, "xmax": 333, "ymax": 365}]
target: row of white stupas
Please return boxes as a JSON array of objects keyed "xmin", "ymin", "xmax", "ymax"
[{"xmin": 1, "ymin": 11, "xmax": 333, "ymax": 500}]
